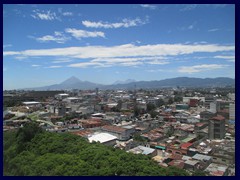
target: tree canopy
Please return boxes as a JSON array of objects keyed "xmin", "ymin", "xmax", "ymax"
[{"xmin": 4, "ymin": 122, "xmax": 190, "ymax": 176}]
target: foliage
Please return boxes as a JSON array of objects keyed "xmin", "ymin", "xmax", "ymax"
[
  {"xmin": 4, "ymin": 122, "xmax": 190, "ymax": 176},
  {"xmin": 192, "ymin": 170, "xmax": 207, "ymax": 176},
  {"xmin": 147, "ymin": 103, "xmax": 156, "ymax": 112}
]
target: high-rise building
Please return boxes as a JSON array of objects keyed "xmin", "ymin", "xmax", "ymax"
[
  {"xmin": 208, "ymin": 115, "xmax": 226, "ymax": 139},
  {"xmin": 229, "ymin": 103, "xmax": 235, "ymax": 120}
]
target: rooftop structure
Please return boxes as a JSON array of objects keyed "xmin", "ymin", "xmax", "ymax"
[
  {"xmin": 88, "ymin": 132, "xmax": 117, "ymax": 144},
  {"xmin": 204, "ymin": 163, "xmax": 228, "ymax": 176}
]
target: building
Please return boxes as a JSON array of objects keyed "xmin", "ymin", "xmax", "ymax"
[
  {"xmin": 200, "ymin": 111, "xmax": 215, "ymax": 122},
  {"xmin": 204, "ymin": 163, "xmax": 229, "ymax": 176},
  {"xmin": 229, "ymin": 103, "xmax": 235, "ymax": 120},
  {"xmin": 88, "ymin": 132, "xmax": 117, "ymax": 146},
  {"xmin": 79, "ymin": 119, "xmax": 104, "ymax": 129},
  {"xmin": 127, "ymin": 145, "xmax": 157, "ymax": 156},
  {"xmin": 227, "ymin": 93, "xmax": 235, "ymax": 101},
  {"xmin": 209, "ymin": 102, "xmax": 217, "ymax": 113},
  {"xmin": 208, "ymin": 115, "xmax": 226, "ymax": 139},
  {"xmin": 183, "ymin": 97, "xmax": 205, "ymax": 104},
  {"xmin": 176, "ymin": 104, "xmax": 189, "ymax": 110},
  {"xmin": 55, "ymin": 93, "xmax": 69, "ymax": 100},
  {"xmin": 22, "ymin": 101, "xmax": 41, "ymax": 107},
  {"xmin": 101, "ymin": 125, "xmax": 135, "ymax": 140}
]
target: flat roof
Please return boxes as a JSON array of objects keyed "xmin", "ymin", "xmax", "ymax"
[
  {"xmin": 128, "ymin": 146, "xmax": 155, "ymax": 155},
  {"xmin": 88, "ymin": 133, "xmax": 117, "ymax": 143},
  {"xmin": 23, "ymin": 101, "xmax": 40, "ymax": 105},
  {"xmin": 58, "ymin": 93, "xmax": 69, "ymax": 96},
  {"xmin": 192, "ymin": 153, "xmax": 212, "ymax": 161}
]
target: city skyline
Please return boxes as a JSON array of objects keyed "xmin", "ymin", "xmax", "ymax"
[{"xmin": 3, "ymin": 4, "xmax": 235, "ymax": 90}]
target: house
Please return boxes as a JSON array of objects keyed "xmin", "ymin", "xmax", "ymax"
[
  {"xmin": 204, "ymin": 163, "xmax": 229, "ymax": 176},
  {"xmin": 101, "ymin": 125, "xmax": 135, "ymax": 140},
  {"xmin": 184, "ymin": 159, "xmax": 201, "ymax": 171},
  {"xmin": 192, "ymin": 153, "xmax": 212, "ymax": 168},
  {"xmin": 127, "ymin": 145, "xmax": 157, "ymax": 156}
]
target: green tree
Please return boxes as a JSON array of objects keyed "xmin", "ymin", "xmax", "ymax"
[{"xmin": 147, "ymin": 103, "xmax": 156, "ymax": 112}]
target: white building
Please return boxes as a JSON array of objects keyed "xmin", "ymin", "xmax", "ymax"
[
  {"xmin": 55, "ymin": 93, "xmax": 69, "ymax": 100},
  {"xmin": 227, "ymin": 93, "xmax": 235, "ymax": 101},
  {"xmin": 209, "ymin": 102, "xmax": 217, "ymax": 113},
  {"xmin": 88, "ymin": 132, "xmax": 117, "ymax": 146}
]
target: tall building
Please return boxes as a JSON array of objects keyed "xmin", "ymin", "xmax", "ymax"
[
  {"xmin": 229, "ymin": 103, "xmax": 235, "ymax": 120},
  {"xmin": 208, "ymin": 115, "xmax": 226, "ymax": 139}
]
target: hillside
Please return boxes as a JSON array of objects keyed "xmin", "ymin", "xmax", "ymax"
[
  {"xmin": 24, "ymin": 77, "xmax": 235, "ymax": 90},
  {"xmin": 3, "ymin": 123, "xmax": 189, "ymax": 176}
]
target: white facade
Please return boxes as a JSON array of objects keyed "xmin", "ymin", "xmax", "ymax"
[
  {"xmin": 228, "ymin": 93, "xmax": 235, "ymax": 101},
  {"xmin": 209, "ymin": 102, "xmax": 217, "ymax": 113}
]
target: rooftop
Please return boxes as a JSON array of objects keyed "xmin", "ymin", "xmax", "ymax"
[
  {"xmin": 88, "ymin": 132, "xmax": 117, "ymax": 143},
  {"xmin": 128, "ymin": 145, "xmax": 155, "ymax": 155},
  {"xmin": 204, "ymin": 163, "xmax": 228, "ymax": 176},
  {"xmin": 102, "ymin": 125, "xmax": 126, "ymax": 133},
  {"xmin": 211, "ymin": 115, "xmax": 225, "ymax": 121}
]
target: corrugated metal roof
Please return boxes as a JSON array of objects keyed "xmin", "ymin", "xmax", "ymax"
[{"xmin": 88, "ymin": 132, "xmax": 117, "ymax": 143}]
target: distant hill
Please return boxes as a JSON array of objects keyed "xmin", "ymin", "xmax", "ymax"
[
  {"xmin": 24, "ymin": 76, "xmax": 103, "ymax": 90},
  {"xmin": 105, "ymin": 77, "xmax": 235, "ymax": 89},
  {"xmin": 24, "ymin": 77, "xmax": 235, "ymax": 90},
  {"xmin": 113, "ymin": 79, "xmax": 136, "ymax": 85}
]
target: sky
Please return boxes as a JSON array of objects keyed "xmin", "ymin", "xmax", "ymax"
[{"xmin": 3, "ymin": 4, "xmax": 235, "ymax": 90}]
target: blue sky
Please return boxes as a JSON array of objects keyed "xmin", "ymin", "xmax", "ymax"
[{"xmin": 3, "ymin": 4, "xmax": 235, "ymax": 90}]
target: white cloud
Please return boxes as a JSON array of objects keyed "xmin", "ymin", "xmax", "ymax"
[
  {"xmin": 52, "ymin": 58, "xmax": 72, "ymax": 64},
  {"xmin": 4, "ymin": 43, "xmax": 235, "ymax": 68},
  {"xmin": 68, "ymin": 62, "xmax": 105, "ymax": 68},
  {"xmin": 3, "ymin": 44, "xmax": 234, "ymax": 59},
  {"xmin": 46, "ymin": 65, "xmax": 62, "ymax": 68},
  {"xmin": 3, "ymin": 44, "xmax": 234, "ymax": 60},
  {"xmin": 62, "ymin": 12, "xmax": 73, "ymax": 16},
  {"xmin": 32, "ymin": 64, "xmax": 41, "ymax": 67},
  {"xmin": 146, "ymin": 69, "xmax": 169, "ymax": 73},
  {"xmin": 140, "ymin": 4, "xmax": 157, "ymax": 10},
  {"xmin": 31, "ymin": 10, "xmax": 60, "ymax": 21},
  {"xmin": 178, "ymin": 64, "xmax": 229, "ymax": 73},
  {"xmin": 82, "ymin": 17, "xmax": 146, "ymax": 29},
  {"xmin": 68, "ymin": 57, "xmax": 167, "ymax": 68},
  {"xmin": 36, "ymin": 31, "xmax": 70, "ymax": 43},
  {"xmin": 65, "ymin": 28, "xmax": 105, "ymax": 39},
  {"xmin": 214, "ymin": 55, "xmax": 235, "ymax": 62},
  {"xmin": 208, "ymin": 28, "xmax": 219, "ymax": 32}
]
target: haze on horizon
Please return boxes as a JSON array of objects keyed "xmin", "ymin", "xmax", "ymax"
[{"xmin": 3, "ymin": 4, "xmax": 235, "ymax": 90}]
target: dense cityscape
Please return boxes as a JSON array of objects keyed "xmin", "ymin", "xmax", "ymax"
[{"xmin": 3, "ymin": 82, "xmax": 235, "ymax": 176}]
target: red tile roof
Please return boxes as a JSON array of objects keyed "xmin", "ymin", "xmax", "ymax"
[{"xmin": 181, "ymin": 142, "xmax": 193, "ymax": 150}]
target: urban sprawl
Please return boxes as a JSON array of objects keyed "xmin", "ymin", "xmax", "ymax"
[{"xmin": 3, "ymin": 87, "xmax": 235, "ymax": 176}]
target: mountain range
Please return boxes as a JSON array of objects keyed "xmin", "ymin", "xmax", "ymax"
[{"xmin": 24, "ymin": 76, "xmax": 235, "ymax": 90}]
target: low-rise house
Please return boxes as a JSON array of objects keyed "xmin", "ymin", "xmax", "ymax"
[
  {"xmin": 79, "ymin": 119, "xmax": 104, "ymax": 129},
  {"xmin": 204, "ymin": 163, "xmax": 229, "ymax": 176},
  {"xmin": 101, "ymin": 125, "xmax": 134, "ymax": 140},
  {"xmin": 127, "ymin": 145, "xmax": 157, "ymax": 156},
  {"xmin": 192, "ymin": 153, "xmax": 212, "ymax": 168}
]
